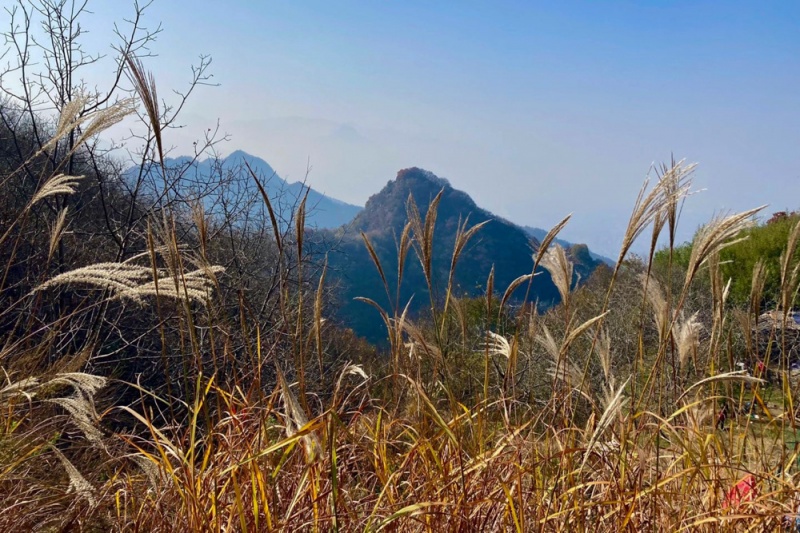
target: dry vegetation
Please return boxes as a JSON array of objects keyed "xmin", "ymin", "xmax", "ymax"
[{"xmin": 3, "ymin": 2, "xmax": 800, "ymax": 531}]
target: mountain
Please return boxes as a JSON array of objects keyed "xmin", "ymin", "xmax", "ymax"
[
  {"xmin": 522, "ymin": 226, "xmax": 615, "ymax": 266},
  {"xmin": 127, "ymin": 150, "xmax": 362, "ymax": 229},
  {"xmin": 312, "ymin": 167, "xmax": 602, "ymax": 342}
]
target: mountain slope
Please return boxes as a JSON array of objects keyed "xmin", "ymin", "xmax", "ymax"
[{"xmin": 313, "ymin": 167, "xmax": 600, "ymax": 342}]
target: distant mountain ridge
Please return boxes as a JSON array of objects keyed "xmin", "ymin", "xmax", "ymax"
[{"xmin": 128, "ymin": 150, "xmax": 362, "ymax": 229}]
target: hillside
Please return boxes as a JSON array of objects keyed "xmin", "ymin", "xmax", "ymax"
[{"xmin": 312, "ymin": 167, "xmax": 601, "ymax": 342}]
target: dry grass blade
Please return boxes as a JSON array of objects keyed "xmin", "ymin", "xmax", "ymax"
[
  {"xmin": 362, "ymin": 231, "xmax": 390, "ymax": 297},
  {"xmin": 677, "ymin": 371, "xmax": 765, "ymax": 402},
  {"xmin": 245, "ymin": 161, "xmax": 283, "ymax": 253},
  {"xmin": 397, "ymin": 221, "xmax": 413, "ymax": 292},
  {"xmin": 564, "ymin": 311, "xmax": 610, "ymax": 350},
  {"xmin": 534, "ymin": 214, "xmax": 572, "ymax": 265},
  {"xmin": 125, "ymin": 54, "xmax": 163, "ymax": 165},
  {"xmin": 499, "ymin": 273, "xmax": 534, "ymax": 314},
  {"xmin": 48, "ymin": 207, "xmax": 69, "ymax": 262}
]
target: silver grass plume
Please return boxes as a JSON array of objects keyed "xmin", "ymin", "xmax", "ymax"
[
  {"xmin": 29, "ymin": 174, "xmax": 85, "ymax": 207},
  {"xmin": 780, "ymin": 218, "xmax": 800, "ymax": 312},
  {"xmin": 547, "ymin": 357, "xmax": 594, "ymax": 405},
  {"xmin": 750, "ymin": 259, "xmax": 767, "ymax": 315},
  {"xmin": 581, "ymin": 377, "xmax": 630, "ymax": 471},
  {"xmin": 536, "ymin": 324, "xmax": 560, "ymax": 362},
  {"xmin": 617, "ymin": 162, "xmax": 693, "ymax": 266},
  {"xmin": 276, "ymin": 366, "xmax": 321, "ymax": 460},
  {"xmin": 539, "ymin": 324, "xmax": 593, "ymax": 403},
  {"xmin": 54, "ymin": 94, "xmax": 90, "ymax": 141},
  {"xmin": 675, "ymin": 312, "xmax": 703, "ymax": 371},
  {"xmin": 0, "ymin": 376, "xmax": 40, "ymax": 400},
  {"xmin": 52, "ymin": 447, "xmax": 96, "ymax": 507},
  {"xmin": 484, "ymin": 331, "xmax": 512, "ymax": 359},
  {"xmin": 34, "ymin": 261, "xmax": 223, "ymax": 305},
  {"xmin": 678, "ymin": 371, "xmax": 765, "ymax": 403},
  {"xmin": 594, "ymin": 329, "xmax": 617, "ymax": 408},
  {"xmin": 42, "ymin": 95, "xmax": 136, "ymax": 156},
  {"xmin": 641, "ymin": 273, "xmax": 669, "ymax": 343},
  {"xmin": 132, "ymin": 455, "xmax": 164, "ymax": 490},
  {"xmin": 45, "ymin": 373, "xmax": 108, "ymax": 443},
  {"xmin": 75, "ymin": 98, "xmax": 137, "ymax": 146},
  {"xmin": 401, "ymin": 318, "xmax": 443, "ymax": 362},
  {"xmin": 683, "ymin": 206, "xmax": 765, "ymax": 291},
  {"xmin": 540, "ymin": 244, "xmax": 573, "ymax": 305}
]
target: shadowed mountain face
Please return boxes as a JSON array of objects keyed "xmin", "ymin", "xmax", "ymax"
[
  {"xmin": 127, "ymin": 150, "xmax": 363, "ymax": 229},
  {"xmin": 312, "ymin": 167, "xmax": 601, "ymax": 343}
]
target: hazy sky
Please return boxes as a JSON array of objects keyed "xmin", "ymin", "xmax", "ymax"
[{"xmin": 78, "ymin": 1, "xmax": 799, "ymax": 256}]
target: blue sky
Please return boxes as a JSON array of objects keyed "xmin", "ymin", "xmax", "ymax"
[{"xmin": 80, "ymin": 1, "xmax": 799, "ymax": 256}]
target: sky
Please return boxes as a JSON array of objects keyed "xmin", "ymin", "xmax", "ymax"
[{"xmin": 68, "ymin": 1, "xmax": 800, "ymax": 256}]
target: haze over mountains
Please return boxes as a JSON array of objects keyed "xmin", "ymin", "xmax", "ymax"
[{"xmin": 136, "ymin": 150, "xmax": 608, "ymax": 251}]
